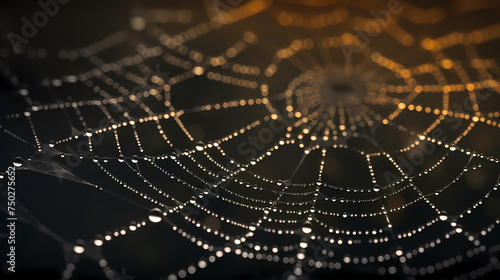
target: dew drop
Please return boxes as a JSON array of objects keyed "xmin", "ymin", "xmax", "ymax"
[
  {"xmin": 131, "ymin": 155, "xmax": 139, "ymax": 164},
  {"xmin": 302, "ymin": 221, "xmax": 312, "ymax": 234},
  {"xmin": 94, "ymin": 234, "xmax": 104, "ymax": 247},
  {"xmin": 73, "ymin": 239, "xmax": 85, "ymax": 254},
  {"xmin": 85, "ymin": 129, "xmax": 93, "ymax": 137},
  {"xmin": 439, "ymin": 211, "xmax": 448, "ymax": 221},
  {"xmin": 49, "ymin": 141, "xmax": 55, "ymax": 148},
  {"xmin": 149, "ymin": 208, "xmax": 163, "ymax": 223},
  {"xmin": 130, "ymin": 16, "xmax": 146, "ymax": 31},
  {"xmin": 249, "ymin": 223, "xmax": 257, "ymax": 231},
  {"xmin": 193, "ymin": 66, "xmax": 204, "ymax": 76},
  {"xmin": 19, "ymin": 89, "xmax": 29, "ymax": 96},
  {"xmin": 198, "ymin": 260, "xmax": 207, "ymax": 269},
  {"xmin": 395, "ymin": 246, "xmax": 403, "ymax": 256},
  {"xmin": 129, "ymin": 221, "xmax": 137, "ymax": 231},
  {"xmin": 195, "ymin": 141, "xmax": 204, "ymax": 151},
  {"xmin": 13, "ymin": 157, "xmax": 23, "ymax": 167}
]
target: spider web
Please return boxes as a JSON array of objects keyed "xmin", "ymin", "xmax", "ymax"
[{"xmin": 1, "ymin": 0, "xmax": 500, "ymax": 279}]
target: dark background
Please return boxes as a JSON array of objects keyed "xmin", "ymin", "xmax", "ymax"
[{"xmin": 1, "ymin": 0, "xmax": 500, "ymax": 279}]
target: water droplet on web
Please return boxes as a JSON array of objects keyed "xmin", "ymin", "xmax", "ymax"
[
  {"xmin": 299, "ymin": 238, "xmax": 308, "ymax": 248},
  {"xmin": 13, "ymin": 157, "xmax": 23, "ymax": 167},
  {"xmin": 130, "ymin": 16, "xmax": 146, "ymax": 31},
  {"xmin": 118, "ymin": 156, "xmax": 125, "ymax": 162},
  {"xmin": 129, "ymin": 221, "xmax": 137, "ymax": 231},
  {"xmin": 373, "ymin": 185, "xmax": 380, "ymax": 192},
  {"xmin": 395, "ymin": 246, "xmax": 403, "ymax": 256},
  {"xmin": 249, "ymin": 222, "xmax": 257, "ymax": 231},
  {"xmin": 18, "ymin": 89, "xmax": 29, "ymax": 96},
  {"xmin": 302, "ymin": 220, "xmax": 312, "ymax": 234},
  {"xmin": 149, "ymin": 208, "xmax": 163, "ymax": 223},
  {"xmin": 195, "ymin": 141, "xmax": 204, "ymax": 151},
  {"xmin": 85, "ymin": 129, "xmax": 93, "ymax": 137},
  {"xmin": 131, "ymin": 155, "xmax": 139, "ymax": 163},
  {"xmin": 94, "ymin": 234, "xmax": 104, "ymax": 246},
  {"xmin": 192, "ymin": 66, "xmax": 204, "ymax": 76},
  {"xmin": 198, "ymin": 260, "xmax": 207, "ymax": 269},
  {"xmin": 73, "ymin": 239, "xmax": 85, "ymax": 254},
  {"xmin": 92, "ymin": 156, "xmax": 99, "ymax": 163},
  {"xmin": 104, "ymin": 231, "xmax": 112, "ymax": 241},
  {"xmin": 439, "ymin": 211, "xmax": 448, "ymax": 221},
  {"xmin": 49, "ymin": 141, "xmax": 55, "ymax": 147}
]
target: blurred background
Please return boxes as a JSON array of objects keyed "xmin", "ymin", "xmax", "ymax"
[{"xmin": 1, "ymin": 0, "xmax": 500, "ymax": 279}]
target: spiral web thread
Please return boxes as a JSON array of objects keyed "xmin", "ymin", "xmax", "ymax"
[{"xmin": 1, "ymin": 0, "xmax": 500, "ymax": 279}]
